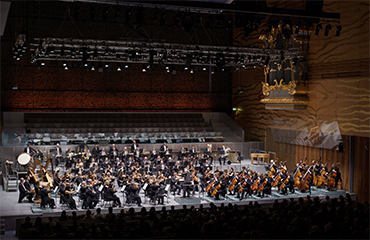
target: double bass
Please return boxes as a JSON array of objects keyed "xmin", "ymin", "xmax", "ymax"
[{"xmin": 298, "ymin": 165, "xmax": 313, "ymax": 192}]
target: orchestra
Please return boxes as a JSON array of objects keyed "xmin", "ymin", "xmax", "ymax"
[{"xmin": 17, "ymin": 142, "xmax": 343, "ymax": 210}]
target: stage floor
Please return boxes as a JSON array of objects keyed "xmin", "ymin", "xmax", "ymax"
[{"xmin": 0, "ymin": 160, "xmax": 356, "ymax": 237}]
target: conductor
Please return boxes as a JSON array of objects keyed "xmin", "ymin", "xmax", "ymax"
[{"xmin": 181, "ymin": 168, "xmax": 192, "ymax": 198}]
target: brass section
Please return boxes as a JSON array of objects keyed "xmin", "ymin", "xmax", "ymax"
[{"xmin": 260, "ymin": 97, "xmax": 308, "ymax": 105}]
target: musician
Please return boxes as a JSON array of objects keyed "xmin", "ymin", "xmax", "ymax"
[
  {"xmin": 99, "ymin": 148, "xmax": 108, "ymax": 159},
  {"xmin": 189, "ymin": 145, "xmax": 197, "ymax": 160},
  {"xmin": 179, "ymin": 147, "xmax": 187, "ymax": 160},
  {"xmin": 237, "ymin": 175, "xmax": 252, "ymax": 200},
  {"xmin": 269, "ymin": 159, "xmax": 278, "ymax": 173},
  {"xmin": 181, "ymin": 168, "xmax": 192, "ymax": 197},
  {"xmin": 219, "ymin": 145, "xmax": 229, "ymax": 165},
  {"xmin": 59, "ymin": 183, "xmax": 77, "ymax": 210},
  {"xmin": 77, "ymin": 142, "xmax": 88, "ymax": 153},
  {"xmin": 53, "ymin": 143, "xmax": 63, "ymax": 166},
  {"xmin": 198, "ymin": 154, "xmax": 207, "ymax": 166},
  {"xmin": 156, "ymin": 184, "xmax": 166, "ymax": 205},
  {"xmin": 204, "ymin": 144, "xmax": 213, "ymax": 164},
  {"xmin": 40, "ymin": 185, "xmax": 56, "ymax": 209},
  {"xmin": 160, "ymin": 142, "xmax": 168, "ymax": 152},
  {"xmin": 133, "ymin": 147, "xmax": 142, "ymax": 161},
  {"xmin": 150, "ymin": 147, "xmax": 158, "ymax": 160},
  {"xmin": 109, "ymin": 144, "xmax": 117, "ymax": 153},
  {"xmin": 76, "ymin": 172, "xmax": 84, "ymax": 186},
  {"xmin": 142, "ymin": 161, "xmax": 153, "ymax": 175},
  {"xmin": 110, "ymin": 147, "xmax": 119, "ymax": 160},
  {"xmin": 181, "ymin": 156, "xmax": 189, "ymax": 168},
  {"xmin": 23, "ymin": 143, "xmax": 37, "ymax": 155},
  {"xmin": 117, "ymin": 171, "xmax": 126, "ymax": 187},
  {"xmin": 328, "ymin": 163, "xmax": 342, "ymax": 188},
  {"xmin": 53, "ymin": 172, "xmax": 62, "ymax": 187},
  {"xmin": 126, "ymin": 182, "xmax": 141, "ymax": 206},
  {"xmin": 91, "ymin": 144, "xmax": 100, "ymax": 158},
  {"xmin": 131, "ymin": 140, "xmax": 139, "ymax": 153},
  {"xmin": 18, "ymin": 177, "xmax": 34, "ymax": 203},
  {"xmin": 122, "ymin": 147, "xmax": 129, "ymax": 161},
  {"xmin": 85, "ymin": 185, "xmax": 99, "ymax": 209},
  {"xmin": 100, "ymin": 157, "xmax": 111, "ymax": 169},
  {"xmin": 65, "ymin": 149, "xmax": 74, "ymax": 169},
  {"xmin": 104, "ymin": 183, "xmax": 122, "ymax": 207},
  {"xmin": 287, "ymin": 171, "xmax": 295, "ymax": 194}
]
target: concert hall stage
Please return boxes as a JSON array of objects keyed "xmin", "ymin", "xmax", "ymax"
[{"xmin": 0, "ymin": 160, "xmax": 356, "ymax": 239}]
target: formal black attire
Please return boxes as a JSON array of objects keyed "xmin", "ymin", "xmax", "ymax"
[
  {"xmin": 131, "ymin": 143, "xmax": 139, "ymax": 153},
  {"xmin": 126, "ymin": 184, "xmax": 141, "ymax": 205},
  {"xmin": 104, "ymin": 187, "xmax": 121, "ymax": 207},
  {"xmin": 18, "ymin": 182, "xmax": 33, "ymax": 203},
  {"xmin": 40, "ymin": 187, "xmax": 55, "ymax": 208}
]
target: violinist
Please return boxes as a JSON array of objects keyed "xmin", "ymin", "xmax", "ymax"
[
  {"xmin": 99, "ymin": 148, "xmax": 108, "ymax": 159},
  {"xmin": 117, "ymin": 171, "xmax": 125, "ymax": 187},
  {"xmin": 85, "ymin": 185, "xmax": 99, "ymax": 209},
  {"xmin": 76, "ymin": 172, "xmax": 84, "ymax": 186},
  {"xmin": 60, "ymin": 183, "xmax": 77, "ymax": 210},
  {"xmin": 104, "ymin": 183, "xmax": 122, "ymax": 208},
  {"xmin": 126, "ymin": 182, "xmax": 141, "ymax": 206},
  {"xmin": 113, "ymin": 157, "xmax": 122, "ymax": 172}
]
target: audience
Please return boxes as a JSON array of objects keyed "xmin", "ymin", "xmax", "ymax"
[{"xmin": 18, "ymin": 194, "xmax": 369, "ymax": 239}]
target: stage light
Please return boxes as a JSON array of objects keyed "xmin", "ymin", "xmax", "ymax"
[
  {"xmin": 105, "ymin": 63, "xmax": 109, "ymax": 68},
  {"xmin": 117, "ymin": 63, "xmax": 122, "ymax": 71},
  {"xmin": 125, "ymin": 64, "xmax": 129, "ymax": 69},
  {"xmin": 336, "ymin": 25, "xmax": 342, "ymax": 37},
  {"xmin": 63, "ymin": 61, "xmax": 68, "ymax": 70},
  {"xmin": 315, "ymin": 23, "xmax": 322, "ymax": 35},
  {"xmin": 295, "ymin": 21, "xmax": 302, "ymax": 34},
  {"xmin": 91, "ymin": 63, "xmax": 95, "ymax": 71},
  {"xmin": 324, "ymin": 24, "xmax": 332, "ymax": 36},
  {"xmin": 203, "ymin": 67, "xmax": 206, "ymax": 71},
  {"xmin": 190, "ymin": 68, "xmax": 194, "ymax": 74},
  {"xmin": 254, "ymin": 64, "xmax": 257, "ymax": 69},
  {"xmin": 41, "ymin": 61, "xmax": 45, "ymax": 66}
]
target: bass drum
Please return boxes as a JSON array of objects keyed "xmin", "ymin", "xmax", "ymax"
[{"xmin": 17, "ymin": 152, "xmax": 31, "ymax": 165}]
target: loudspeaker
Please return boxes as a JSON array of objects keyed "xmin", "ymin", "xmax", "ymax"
[{"xmin": 338, "ymin": 142, "xmax": 344, "ymax": 153}]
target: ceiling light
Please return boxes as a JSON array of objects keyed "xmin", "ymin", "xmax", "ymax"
[
  {"xmin": 237, "ymin": 89, "xmax": 244, "ymax": 95},
  {"xmin": 117, "ymin": 63, "xmax": 122, "ymax": 71}
]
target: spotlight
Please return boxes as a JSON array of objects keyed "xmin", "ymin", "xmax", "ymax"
[
  {"xmin": 237, "ymin": 89, "xmax": 244, "ymax": 95},
  {"xmin": 254, "ymin": 64, "xmax": 257, "ymax": 69},
  {"xmin": 190, "ymin": 68, "xmax": 194, "ymax": 74},
  {"xmin": 295, "ymin": 21, "xmax": 302, "ymax": 34},
  {"xmin": 125, "ymin": 64, "xmax": 129, "ymax": 69},
  {"xmin": 242, "ymin": 64, "xmax": 247, "ymax": 70},
  {"xmin": 16, "ymin": 56, "xmax": 20, "ymax": 61},
  {"xmin": 117, "ymin": 63, "xmax": 122, "ymax": 71},
  {"xmin": 324, "ymin": 24, "xmax": 332, "ymax": 36},
  {"xmin": 63, "ymin": 62, "xmax": 68, "ymax": 70},
  {"xmin": 315, "ymin": 23, "xmax": 322, "ymax": 35},
  {"xmin": 336, "ymin": 25, "xmax": 342, "ymax": 37},
  {"xmin": 12, "ymin": 85, "xmax": 18, "ymax": 90},
  {"xmin": 83, "ymin": 62, "xmax": 89, "ymax": 68},
  {"xmin": 41, "ymin": 61, "xmax": 45, "ymax": 66},
  {"xmin": 142, "ymin": 64, "xmax": 146, "ymax": 72},
  {"xmin": 105, "ymin": 63, "xmax": 109, "ymax": 68},
  {"xmin": 91, "ymin": 63, "xmax": 95, "ymax": 71},
  {"xmin": 202, "ymin": 67, "xmax": 206, "ymax": 71}
]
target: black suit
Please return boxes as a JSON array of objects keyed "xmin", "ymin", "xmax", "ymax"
[
  {"xmin": 126, "ymin": 185, "xmax": 141, "ymax": 205},
  {"xmin": 85, "ymin": 187, "xmax": 99, "ymax": 209},
  {"xmin": 104, "ymin": 187, "xmax": 121, "ymax": 206},
  {"xmin": 131, "ymin": 143, "xmax": 139, "ymax": 153},
  {"xmin": 18, "ymin": 182, "xmax": 33, "ymax": 203},
  {"xmin": 23, "ymin": 147, "xmax": 36, "ymax": 155},
  {"xmin": 40, "ymin": 187, "xmax": 55, "ymax": 208},
  {"xmin": 91, "ymin": 147, "xmax": 100, "ymax": 158}
]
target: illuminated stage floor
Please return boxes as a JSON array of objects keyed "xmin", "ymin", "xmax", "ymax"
[{"xmin": 0, "ymin": 160, "xmax": 356, "ymax": 238}]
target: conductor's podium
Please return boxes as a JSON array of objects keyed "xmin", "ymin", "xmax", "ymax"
[{"xmin": 250, "ymin": 153, "xmax": 270, "ymax": 165}]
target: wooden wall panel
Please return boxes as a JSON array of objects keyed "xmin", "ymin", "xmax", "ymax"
[{"xmin": 232, "ymin": 0, "xmax": 370, "ymax": 202}]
